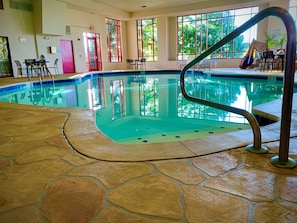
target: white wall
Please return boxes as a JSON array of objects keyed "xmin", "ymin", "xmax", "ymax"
[{"xmin": 0, "ymin": 0, "xmax": 36, "ymax": 76}]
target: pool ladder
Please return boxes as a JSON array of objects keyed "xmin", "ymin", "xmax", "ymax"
[{"xmin": 180, "ymin": 7, "xmax": 296, "ymax": 168}]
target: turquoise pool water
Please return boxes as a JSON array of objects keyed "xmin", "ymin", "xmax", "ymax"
[{"xmin": 0, "ymin": 71, "xmax": 291, "ymax": 144}]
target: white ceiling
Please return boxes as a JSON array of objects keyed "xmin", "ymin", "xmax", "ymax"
[
  {"xmin": 58, "ymin": 0, "xmax": 277, "ymax": 20},
  {"xmin": 91, "ymin": 0, "xmax": 205, "ymax": 12}
]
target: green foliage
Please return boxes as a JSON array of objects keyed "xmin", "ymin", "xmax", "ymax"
[
  {"xmin": 178, "ymin": 11, "xmax": 249, "ymax": 59},
  {"xmin": 137, "ymin": 19, "xmax": 158, "ymax": 61},
  {"xmin": 265, "ymin": 32, "xmax": 286, "ymax": 49}
]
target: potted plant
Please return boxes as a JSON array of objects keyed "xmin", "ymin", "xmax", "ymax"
[{"xmin": 265, "ymin": 32, "xmax": 286, "ymax": 54}]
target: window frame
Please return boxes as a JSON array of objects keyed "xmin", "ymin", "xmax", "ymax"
[
  {"xmin": 105, "ymin": 18, "xmax": 122, "ymax": 63},
  {"xmin": 137, "ymin": 18, "xmax": 158, "ymax": 61},
  {"xmin": 177, "ymin": 6, "xmax": 258, "ymax": 60}
]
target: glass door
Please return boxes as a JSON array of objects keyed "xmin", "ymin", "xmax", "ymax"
[{"xmin": 84, "ymin": 33, "xmax": 102, "ymax": 71}]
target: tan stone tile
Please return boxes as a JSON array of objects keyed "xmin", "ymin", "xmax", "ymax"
[
  {"xmin": 0, "ymin": 195, "xmax": 6, "ymax": 206},
  {"xmin": 0, "ymin": 124, "xmax": 44, "ymax": 137},
  {"xmin": 205, "ymin": 167, "xmax": 276, "ymax": 202},
  {"xmin": 0, "ymin": 158, "xmax": 11, "ymax": 171},
  {"xmin": 68, "ymin": 161, "xmax": 152, "ymax": 188},
  {"xmin": 279, "ymin": 176, "xmax": 297, "ymax": 203},
  {"xmin": 0, "ymin": 160, "xmax": 71, "ymax": 212},
  {"xmin": 64, "ymin": 113, "xmax": 98, "ymax": 137},
  {"xmin": 4, "ymin": 110, "xmax": 57, "ymax": 127},
  {"xmin": 0, "ymin": 135, "xmax": 12, "ymax": 145},
  {"xmin": 35, "ymin": 113, "xmax": 67, "ymax": 126},
  {"xmin": 108, "ymin": 173, "xmax": 182, "ymax": 220},
  {"xmin": 0, "ymin": 122, "xmax": 11, "ymax": 134},
  {"xmin": 14, "ymin": 126, "xmax": 62, "ymax": 142},
  {"xmin": 46, "ymin": 135, "xmax": 71, "ymax": 149},
  {"xmin": 96, "ymin": 208, "xmax": 175, "ymax": 223},
  {"xmin": 15, "ymin": 145, "xmax": 69, "ymax": 164},
  {"xmin": 254, "ymin": 203, "xmax": 297, "ymax": 222},
  {"xmin": 182, "ymin": 130, "xmax": 252, "ymax": 156},
  {"xmin": 183, "ymin": 185, "xmax": 249, "ymax": 223},
  {"xmin": 68, "ymin": 133, "xmax": 195, "ymax": 161},
  {"xmin": 154, "ymin": 159, "xmax": 205, "ymax": 184},
  {"xmin": 41, "ymin": 177, "xmax": 104, "ymax": 223},
  {"xmin": 244, "ymin": 152, "xmax": 297, "ymax": 175},
  {"xmin": 0, "ymin": 110, "xmax": 35, "ymax": 123},
  {"xmin": 264, "ymin": 138, "xmax": 297, "ymax": 154},
  {"xmin": 193, "ymin": 151, "xmax": 240, "ymax": 176},
  {"xmin": 62, "ymin": 151, "xmax": 96, "ymax": 166},
  {"xmin": 0, "ymin": 205, "xmax": 41, "ymax": 223},
  {"xmin": 0, "ymin": 140, "xmax": 44, "ymax": 157}
]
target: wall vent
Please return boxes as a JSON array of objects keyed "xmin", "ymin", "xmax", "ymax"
[
  {"xmin": 10, "ymin": 0, "xmax": 32, "ymax": 11},
  {"xmin": 66, "ymin": 25, "xmax": 71, "ymax": 35}
]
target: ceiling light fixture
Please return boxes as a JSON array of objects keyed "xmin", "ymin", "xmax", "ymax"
[{"xmin": 141, "ymin": 5, "xmax": 146, "ymax": 8}]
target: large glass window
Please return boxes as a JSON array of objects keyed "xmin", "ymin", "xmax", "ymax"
[
  {"xmin": 137, "ymin": 18, "xmax": 158, "ymax": 61},
  {"xmin": 289, "ymin": 0, "xmax": 297, "ymax": 23},
  {"xmin": 177, "ymin": 7, "xmax": 258, "ymax": 60},
  {"xmin": 106, "ymin": 18, "xmax": 122, "ymax": 63}
]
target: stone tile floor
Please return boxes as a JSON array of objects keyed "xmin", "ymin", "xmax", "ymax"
[{"xmin": 0, "ymin": 71, "xmax": 297, "ymax": 222}]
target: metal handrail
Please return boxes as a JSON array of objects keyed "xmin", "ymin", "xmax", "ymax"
[{"xmin": 180, "ymin": 7, "xmax": 296, "ymax": 168}]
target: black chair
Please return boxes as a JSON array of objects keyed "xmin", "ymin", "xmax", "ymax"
[
  {"xmin": 14, "ymin": 60, "xmax": 26, "ymax": 77},
  {"xmin": 25, "ymin": 59, "xmax": 39, "ymax": 78},
  {"xmin": 47, "ymin": 58, "xmax": 59, "ymax": 74},
  {"xmin": 138, "ymin": 58, "xmax": 146, "ymax": 70},
  {"xmin": 253, "ymin": 52, "xmax": 264, "ymax": 71},
  {"xmin": 262, "ymin": 51, "xmax": 275, "ymax": 71},
  {"xmin": 126, "ymin": 59, "xmax": 136, "ymax": 69}
]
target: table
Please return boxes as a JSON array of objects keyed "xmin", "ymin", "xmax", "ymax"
[
  {"xmin": 276, "ymin": 54, "xmax": 285, "ymax": 71},
  {"xmin": 24, "ymin": 59, "xmax": 49, "ymax": 79}
]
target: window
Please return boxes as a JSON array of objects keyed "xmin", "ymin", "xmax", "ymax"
[
  {"xmin": 137, "ymin": 18, "xmax": 158, "ymax": 61},
  {"xmin": 177, "ymin": 7, "xmax": 258, "ymax": 60},
  {"xmin": 0, "ymin": 0, "xmax": 3, "ymax": 10},
  {"xmin": 140, "ymin": 78, "xmax": 159, "ymax": 117},
  {"xmin": 87, "ymin": 77, "xmax": 105, "ymax": 110},
  {"xmin": 0, "ymin": 36, "xmax": 12, "ymax": 77},
  {"xmin": 110, "ymin": 80, "xmax": 125, "ymax": 120},
  {"xmin": 106, "ymin": 18, "xmax": 122, "ymax": 63},
  {"xmin": 289, "ymin": 0, "xmax": 297, "ymax": 23}
]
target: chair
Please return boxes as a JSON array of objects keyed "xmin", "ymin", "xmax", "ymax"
[
  {"xmin": 47, "ymin": 58, "xmax": 59, "ymax": 74},
  {"xmin": 138, "ymin": 58, "xmax": 146, "ymax": 70},
  {"xmin": 197, "ymin": 59, "xmax": 211, "ymax": 70},
  {"xmin": 25, "ymin": 59, "xmax": 40, "ymax": 78},
  {"xmin": 253, "ymin": 52, "xmax": 264, "ymax": 71},
  {"xmin": 262, "ymin": 51, "xmax": 275, "ymax": 71},
  {"xmin": 14, "ymin": 60, "xmax": 26, "ymax": 77},
  {"xmin": 275, "ymin": 49, "xmax": 286, "ymax": 71},
  {"xmin": 126, "ymin": 59, "xmax": 136, "ymax": 69}
]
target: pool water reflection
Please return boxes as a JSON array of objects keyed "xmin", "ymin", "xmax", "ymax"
[{"xmin": 0, "ymin": 72, "xmax": 290, "ymax": 144}]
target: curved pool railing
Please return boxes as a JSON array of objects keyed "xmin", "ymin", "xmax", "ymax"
[{"xmin": 180, "ymin": 7, "xmax": 296, "ymax": 168}]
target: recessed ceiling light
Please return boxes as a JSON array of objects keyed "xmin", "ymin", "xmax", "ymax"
[{"xmin": 141, "ymin": 5, "xmax": 147, "ymax": 8}]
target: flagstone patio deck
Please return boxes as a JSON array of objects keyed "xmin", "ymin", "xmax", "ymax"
[{"xmin": 0, "ymin": 70, "xmax": 297, "ymax": 222}]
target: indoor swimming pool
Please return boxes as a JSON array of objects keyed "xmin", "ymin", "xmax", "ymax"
[{"xmin": 0, "ymin": 70, "xmax": 292, "ymax": 144}]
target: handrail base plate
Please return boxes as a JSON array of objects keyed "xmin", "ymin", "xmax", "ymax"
[
  {"xmin": 246, "ymin": 144, "xmax": 268, "ymax": 154},
  {"xmin": 270, "ymin": 156, "xmax": 297, "ymax": 168}
]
